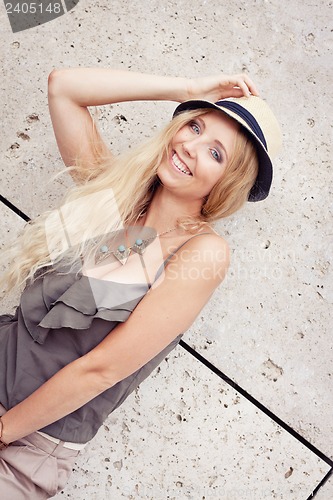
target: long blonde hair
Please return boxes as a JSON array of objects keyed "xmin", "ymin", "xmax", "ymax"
[{"xmin": 0, "ymin": 109, "xmax": 258, "ymax": 297}]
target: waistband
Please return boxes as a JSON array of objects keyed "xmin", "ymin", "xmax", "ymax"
[{"xmin": 36, "ymin": 431, "xmax": 87, "ymax": 450}]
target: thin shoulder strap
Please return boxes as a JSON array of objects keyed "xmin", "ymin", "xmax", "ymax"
[{"xmin": 153, "ymin": 232, "xmax": 213, "ymax": 283}]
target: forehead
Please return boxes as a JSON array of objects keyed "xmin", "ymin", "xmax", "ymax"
[{"xmin": 201, "ymin": 109, "xmax": 240, "ymax": 133}]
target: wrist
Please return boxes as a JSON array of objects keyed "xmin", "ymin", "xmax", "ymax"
[
  {"xmin": 175, "ymin": 76, "xmax": 193, "ymax": 103},
  {"xmin": 184, "ymin": 77, "xmax": 197, "ymax": 101},
  {"xmin": 0, "ymin": 416, "xmax": 11, "ymax": 450},
  {"xmin": 149, "ymin": 75, "xmax": 191, "ymax": 103}
]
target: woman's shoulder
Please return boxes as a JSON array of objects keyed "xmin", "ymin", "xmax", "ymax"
[
  {"xmin": 169, "ymin": 226, "xmax": 230, "ymax": 275},
  {"xmin": 185, "ymin": 226, "xmax": 229, "ymax": 252}
]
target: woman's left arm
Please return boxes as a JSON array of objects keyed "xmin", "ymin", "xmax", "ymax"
[{"xmin": 0, "ymin": 235, "xmax": 229, "ymax": 445}]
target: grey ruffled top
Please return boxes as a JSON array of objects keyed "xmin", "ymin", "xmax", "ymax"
[{"xmin": 0, "ymin": 245, "xmax": 190, "ymax": 443}]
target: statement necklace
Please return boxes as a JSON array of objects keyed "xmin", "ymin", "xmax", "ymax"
[{"xmin": 95, "ymin": 225, "xmax": 178, "ymax": 266}]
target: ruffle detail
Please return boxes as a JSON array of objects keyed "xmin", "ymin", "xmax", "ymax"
[
  {"xmin": 0, "ymin": 313, "xmax": 17, "ymax": 324},
  {"xmin": 19, "ymin": 270, "xmax": 149, "ymax": 345}
]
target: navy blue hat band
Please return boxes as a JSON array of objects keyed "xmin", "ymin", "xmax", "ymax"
[{"xmin": 216, "ymin": 100, "xmax": 267, "ymax": 150}]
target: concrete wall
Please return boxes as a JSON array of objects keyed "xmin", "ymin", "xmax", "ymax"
[{"xmin": 1, "ymin": 0, "xmax": 332, "ymax": 498}]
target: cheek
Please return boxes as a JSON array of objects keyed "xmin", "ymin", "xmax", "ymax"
[
  {"xmin": 197, "ymin": 169, "xmax": 223, "ymax": 198},
  {"xmin": 200, "ymin": 160, "xmax": 225, "ymax": 184},
  {"xmin": 172, "ymin": 131, "xmax": 187, "ymax": 145}
]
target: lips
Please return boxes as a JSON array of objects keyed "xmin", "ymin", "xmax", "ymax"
[{"xmin": 171, "ymin": 151, "xmax": 192, "ymax": 176}]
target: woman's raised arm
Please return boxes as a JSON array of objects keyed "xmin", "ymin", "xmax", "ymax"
[
  {"xmin": 47, "ymin": 68, "xmax": 190, "ymax": 181},
  {"xmin": 47, "ymin": 68, "xmax": 258, "ymax": 183}
]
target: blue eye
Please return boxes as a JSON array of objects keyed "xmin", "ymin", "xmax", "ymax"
[
  {"xmin": 210, "ymin": 149, "xmax": 222, "ymax": 162},
  {"xmin": 190, "ymin": 121, "xmax": 200, "ymax": 134}
]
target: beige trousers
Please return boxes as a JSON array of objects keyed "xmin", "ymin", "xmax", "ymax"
[{"xmin": 0, "ymin": 404, "xmax": 81, "ymax": 499}]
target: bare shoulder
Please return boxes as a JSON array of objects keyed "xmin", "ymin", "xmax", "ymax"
[
  {"xmin": 184, "ymin": 229, "xmax": 230, "ymax": 264},
  {"xmin": 188, "ymin": 229, "xmax": 229, "ymax": 250},
  {"xmin": 163, "ymin": 229, "xmax": 230, "ymax": 288}
]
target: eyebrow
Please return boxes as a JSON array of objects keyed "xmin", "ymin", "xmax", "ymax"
[{"xmin": 197, "ymin": 116, "xmax": 229, "ymax": 161}]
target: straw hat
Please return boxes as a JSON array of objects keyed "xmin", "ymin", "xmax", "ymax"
[{"xmin": 173, "ymin": 96, "xmax": 282, "ymax": 201}]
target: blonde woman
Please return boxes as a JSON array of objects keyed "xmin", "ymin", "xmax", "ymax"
[{"xmin": 0, "ymin": 68, "xmax": 282, "ymax": 498}]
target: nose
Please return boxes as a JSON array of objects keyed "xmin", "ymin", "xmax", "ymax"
[{"xmin": 182, "ymin": 139, "xmax": 197, "ymax": 158}]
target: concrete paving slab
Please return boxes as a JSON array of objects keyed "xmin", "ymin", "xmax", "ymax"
[
  {"xmin": 184, "ymin": 228, "xmax": 332, "ymax": 457},
  {"xmin": 54, "ymin": 349, "xmax": 330, "ymax": 499},
  {"xmin": 315, "ymin": 473, "xmax": 333, "ymax": 500}
]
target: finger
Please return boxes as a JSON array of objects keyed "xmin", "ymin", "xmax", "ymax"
[
  {"xmin": 241, "ymin": 74, "xmax": 260, "ymax": 96},
  {"xmin": 236, "ymin": 79, "xmax": 251, "ymax": 97},
  {"xmin": 223, "ymin": 75, "xmax": 252, "ymax": 97},
  {"xmin": 219, "ymin": 74, "xmax": 259, "ymax": 97}
]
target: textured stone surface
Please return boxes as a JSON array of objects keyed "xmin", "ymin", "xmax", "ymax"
[
  {"xmin": 1, "ymin": 0, "xmax": 332, "ymax": 498},
  {"xmin": 315, "ymin": 475, "xmax": 333, "ymax": 500},
  {"xmin": 54, "ymin": 350, "xmax": 330, "ymax": 499}
]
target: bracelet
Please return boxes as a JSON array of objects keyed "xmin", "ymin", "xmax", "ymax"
[{"xmin": 0, "ymin": 416, "xmax": 10, "ymax": 450}]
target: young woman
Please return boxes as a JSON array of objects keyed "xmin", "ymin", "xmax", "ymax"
[{"xmin": 0, "ymin": 68, "xmax": 282, "ymax": 498}]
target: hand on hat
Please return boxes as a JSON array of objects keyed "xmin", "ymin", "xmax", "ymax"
[{"xmin": 185, "ymin": 73, "xmax": 259, "ymax": 103}]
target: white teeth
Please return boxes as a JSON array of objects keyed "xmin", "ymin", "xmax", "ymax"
[{"xmin": 172, "ymin": 153, "xmax": 191, "ymax": 175}]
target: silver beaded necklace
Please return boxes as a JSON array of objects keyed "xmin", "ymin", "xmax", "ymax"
[{"xmin": 95, "ymin": 225, "xmax": 178, "ymax": 265}]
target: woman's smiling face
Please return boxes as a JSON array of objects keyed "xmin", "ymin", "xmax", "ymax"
[{"xmin": 157, "ymin": 110, "xmax": 240, "ymax": 202}]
